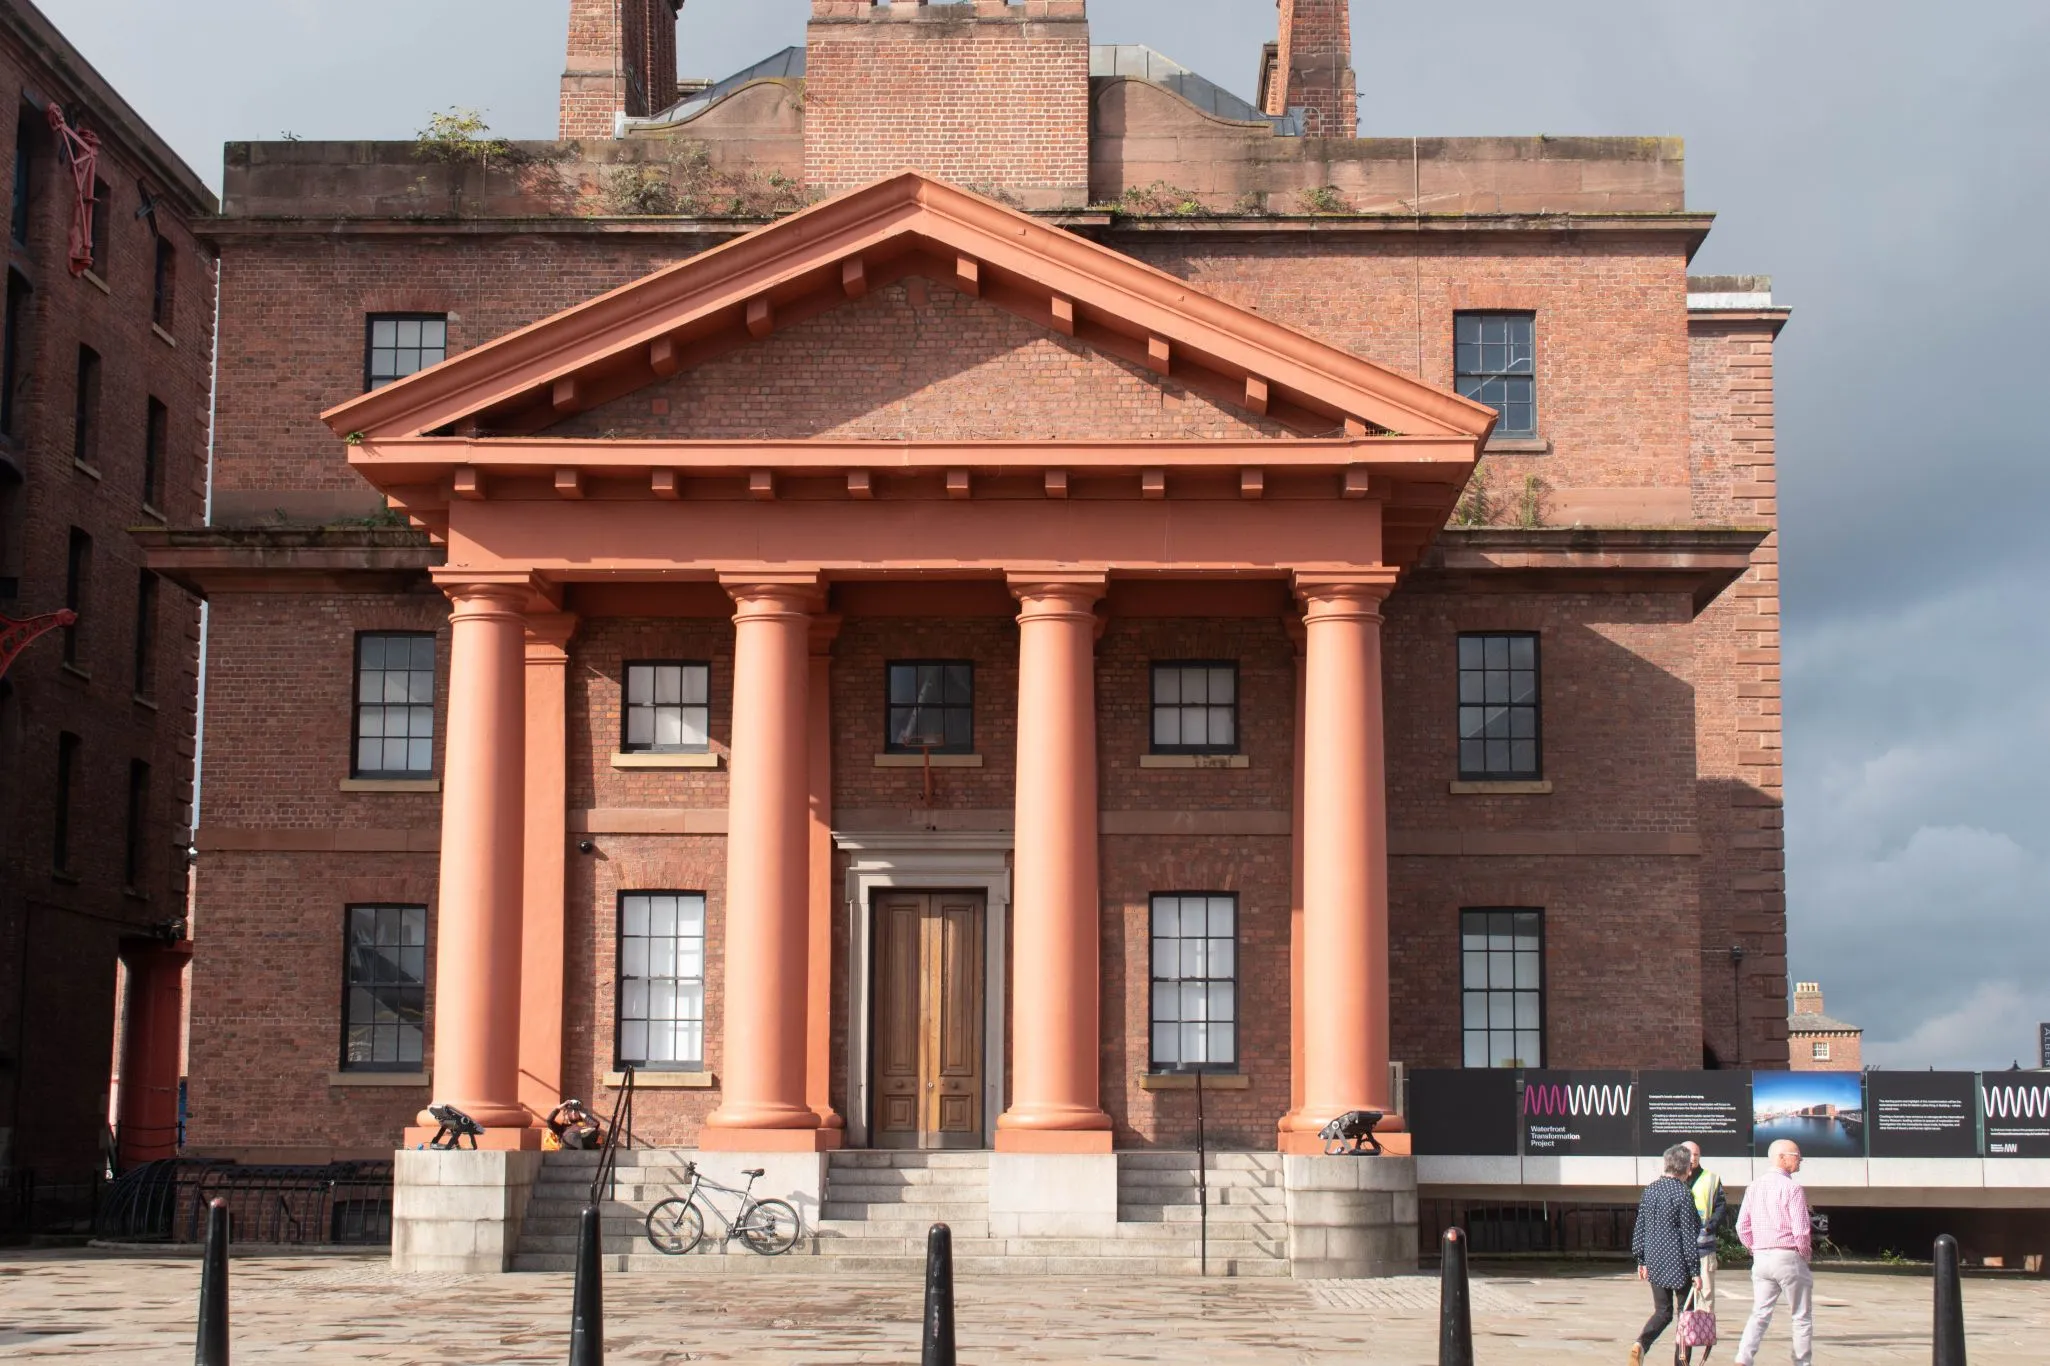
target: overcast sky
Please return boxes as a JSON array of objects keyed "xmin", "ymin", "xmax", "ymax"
[{"xmin": 39, "ymin": 0, "xmax": 2050, "ymax": 1070}]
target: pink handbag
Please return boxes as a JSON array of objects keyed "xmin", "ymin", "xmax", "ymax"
[{"xmin": 1675, "ymin": 1287, "xmax": 1718, "ymax": 1350}]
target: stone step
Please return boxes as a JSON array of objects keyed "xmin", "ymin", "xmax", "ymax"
[
  {"xmin": 823, "ymin": 1183, "xmax": 988, "ymax": 1205},
  {"xmin": 511, "ymin": 1251, "xmax": 1290, "ymax": 1277},
  {"xmin": 813, "ymin": 1235, "xmax": 1286, "ymax": 1259},
  {"xmin": 826, "ymin": 1151, "xmax": 990, "ymax": 1170},
  {"xmin": 820, "ymin": 1197, "xmax": 988, "ymax": 1214},
  {"xmin": 814, "ymin": 1218, "xmax": 992, "ymax": 1240},
  {"xmin": 518, "ymin": 1232, "xmax": 821, "ymax": 1256},
  {"xmin": 821, "ymin": 1168, "xmax": 989, "ymax": 1188}
]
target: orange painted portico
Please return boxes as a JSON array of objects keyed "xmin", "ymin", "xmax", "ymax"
[{"xmin": 323, "ymin": 173, "xmax": 1494, "ymax": 1157}]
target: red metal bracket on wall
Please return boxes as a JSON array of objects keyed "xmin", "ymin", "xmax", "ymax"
[
  {"xmin": 46, "ymin": 103, "xmax": 100, "ymax": 277},
  {"xmin": 0, "ymin": 609, "xmax": 77, "ymax": 679}
]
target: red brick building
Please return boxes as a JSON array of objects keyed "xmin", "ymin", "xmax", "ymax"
[
  {"xmin": 1787, "ymin": 981, "xmax": 1861, "ymax": 1072},
  {"xmin": 153, "ymin": 0, "xmax": 1789, "ymax": 1261},
  {"xmin": 0, "ymin": 0, "xmax": 214, "ymax": 1186}
]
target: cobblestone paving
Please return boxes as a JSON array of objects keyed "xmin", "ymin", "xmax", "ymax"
[{"xmin": 0, "ymin": 1251, "xmax": 2045, "ymax": 1363}]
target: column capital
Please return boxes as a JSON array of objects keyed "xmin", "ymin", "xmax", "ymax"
[
  {"xmin": 809, "ymin": 612, "xmax": 844, "ymax": 656},
  {"xmin": 525, "ymin": 611, "xmax": 579, "ymax": 661},
  {"xmin": 1293, "ymin": 569, "xmax": 1399, "ymax": 618},
  {"xmin": 720, "ymin": 571, "xmax": 826, "ymax": 616},
  {"xmin": 1007, "ymin": 571, "xmax": 1108, "ymax": 619}
]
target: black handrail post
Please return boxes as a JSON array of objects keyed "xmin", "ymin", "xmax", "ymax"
[
  {"xmin": 194, "ymin": 1197, "xmax": 229, "ymax": 1366},
  {"xmin": 922, "ymin": 1222, "xmax": 956, "ymax": 1366},
  {"xmin": 1194, "ymin": 1068, "xmax": 1208, "ymax": 1278},
  {"xmin": 569, "ymin": 1204, "xmax": 605, "ymax": 1366},
  {"xmin": 589, "ymin": 1064, "xmax": 636, "ymax": 1208},
  {"xmin": 1933, "ymin": 1233, "xmax": 1967, "ymax": 1366},
  {"xmin": 1439, "ymin": 1227, "xmax": 1474, "ymax": 1366}
]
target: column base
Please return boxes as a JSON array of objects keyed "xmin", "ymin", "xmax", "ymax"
[
  {"xmin": 1279, "ymin": 1128, "xmax": 1411, "ymax": 1157},
  {"xmin": 699, "ymin": 1126, "xmax": 843, "ymax": 1153},
  {"xmin": 401, "ymin": 1124, "xmax": 546, "ymax": 1152},
  {"xmin": 994, "ymin": 1128, "xmax": 1114, "ymax": 1154},
  {"xmin": 391, "ymin": 1148, "xmax": 544, "ymax": 1274},
  {"xmin": 1284, "ymin": 1153, "xmax": 1419, "ymax": 1280}
]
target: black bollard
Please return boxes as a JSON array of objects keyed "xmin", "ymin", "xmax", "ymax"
[
  {"xmin": 922, "ymin": 1222, "xmax": 956, "ymax": 1366},
  {"xmin": 1439, "ymin": 1227, "xmax": 1474, "ymax": 1366},
  {"xmin": 1933, "ymin": 1233, "xmax": 1967, "ymax": 1366},
  {"xmin": 569, "ymin": 1204, "xmax": 605, "ymax": 1366},
  {"xmin": 195, "ymin": 1197, "xmax": 229, "ymax": 1366}
]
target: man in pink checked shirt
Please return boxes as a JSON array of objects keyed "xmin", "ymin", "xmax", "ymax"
[{"xmin": 1735, "ymin": 1139, "xmax": 1815, "ymax": 1366}]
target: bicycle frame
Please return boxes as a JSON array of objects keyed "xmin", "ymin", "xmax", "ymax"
[{"xmin": 677, "ymin": 1163, "xmax": 772, "ymax": 1243}]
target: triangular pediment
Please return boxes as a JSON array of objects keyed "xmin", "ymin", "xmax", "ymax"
[{"xmin": 321, "ymin": 171, "xmax": 1496, "ymax": 446}]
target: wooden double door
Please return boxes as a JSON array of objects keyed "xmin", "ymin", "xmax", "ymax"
[{"xmin": 871, "ymin": 891, "xmax": 987, "ymax": 1149}]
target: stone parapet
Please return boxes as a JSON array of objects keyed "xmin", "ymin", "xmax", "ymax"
[
  {"xmin": 1283, "ymin": 1154, "xmax": 1418, "ymax": 1278},
  {"xmin": 391, "ymin": 1148, "xmax": 544, "ymax": 1274}
]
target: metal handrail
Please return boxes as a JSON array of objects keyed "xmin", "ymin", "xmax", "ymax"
[{"xmin": 590, "ymin": 1064, "xmax": 636, "ymax": 1206}]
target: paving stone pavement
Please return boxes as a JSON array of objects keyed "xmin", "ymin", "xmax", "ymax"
[{"xmin": 1, "ymin": 1250, "xmax": 2046, "ymax": 1363}]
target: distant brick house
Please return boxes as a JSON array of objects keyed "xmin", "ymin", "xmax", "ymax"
[
  {"xmin": 0, "ymin": 0, "xmax": 213, "ymax": 1185},
  {"xmin": 149, "ymin": 0, "xmax": 1791, "ymax": 1237},
  {"xmin": 1788, "ymin": 981, "xmax": 1862, "ymax": 1072}
]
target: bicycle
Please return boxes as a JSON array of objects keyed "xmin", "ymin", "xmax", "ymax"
[{"xmin": 644, "ymin": 1160, "xmax": 802, "ymax": 1256}]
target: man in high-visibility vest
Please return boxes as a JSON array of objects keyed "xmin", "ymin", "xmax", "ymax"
[{"xmin": 1684, "ymin": 1140, "xmax": 1730, "ymax": 1309}]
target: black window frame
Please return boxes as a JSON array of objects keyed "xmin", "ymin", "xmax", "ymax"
[
  {"xmin": 1454, "ymin": 311, "xmax": 1538, "ymax": 439},
  {"xmin": 620, "ymin": 659, "xmax": 712, "ymax": 755},
  {"xmin": 150, "ymin": 235, "xmax": 173, "ymax": 328},
  {"xmin": 1147, "ymin": 891, "xmax": 1240, "ymax": 1074},
  {"xmin": 141, "ymin": 396, "xmax": 167, "ymax": 510},
  {"xmin": 351, "ymin": 631, "xmax": 437, "ymax": 780},
  {"xmin": 62, "ymin": 526, "xmax": 88, "ymax": 667},
  {"xmin": 1148, "ymin": 660, "xmax": 1241, "ymax": 756},
  {"xmin": 614, "ymin": 890, "xmax": 709, "ymax": 1072},
  {"xmin": 123, "ymin": 758, "xmax": 149, "ymax": 891},
  {"xmin": 339, "ymin": 903, "xmax": 428, "ymax": 1073},
  {"xmin": 10, "ymin": 108, "xmax": 33, "ymax": 247},
  {"xmin": 131, "ymin": 568, "xmax": 157, "ymax": 697},
  {"xmin": 53, "ymin": 731, "xmax": 79, "ymax": 873},
  {"xmin": 1457, "ymin": 631, "xmax": 1542, "ymax": 782},
  {"xmin": 1460, "ymin": 907, "xmax": 1545, "ymax": 1069},
  {"xmin": 363, "ymin": 312, "xmax": 448, "ymax": 391},
  {"xmin": 884, "ymin": 659, "xmax": 975, "ymax": 755},
  {"xmin": 72, "ymin": 344, "xmax": 99, "ymax": 468},
  {"xmin": 86, "ymin": 176, "xmax": 108, "ymax": 278},
  {"xmin": 3, "ymin": 269, "xmax": 30, "ymax": 438}
]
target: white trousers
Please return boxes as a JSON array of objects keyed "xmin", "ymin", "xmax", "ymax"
[
  {"xmin": 1736, "ymin": 1249, "xmax": 1813, "ymax": 1366},
  {"xmin": 1698, "ymin": 1249, "xmax": 1719, "ymax": 1311}
]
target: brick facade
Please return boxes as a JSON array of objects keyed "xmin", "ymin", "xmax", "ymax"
[
  {"xmin": 165, "ymin": 1, "xmax": 1791, "ymax": 1160},
  {"xmin": 0, "ymin": 4, "xmax": 214, "ymax": 1179}
]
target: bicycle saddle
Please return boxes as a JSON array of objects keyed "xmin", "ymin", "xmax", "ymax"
[{"xmin": 742, "ymin": 1167, "xmax": 765, "ymax": 1178}]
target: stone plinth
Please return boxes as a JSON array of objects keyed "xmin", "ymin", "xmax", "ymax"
[
  {"xmin": 988, "ymin": 1151, "xmax": 1118, "ymax": 1237},
  {"xmin": 1283, "ymin": 1154, "xmax": 1418, "ymax": 1279},
  {"xmin": 391, "ymin": 1148, "xmax": 544, "ymax": 1274}
]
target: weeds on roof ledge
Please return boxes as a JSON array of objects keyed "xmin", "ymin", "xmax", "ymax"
[
  {"xmin": 598, "ymin": 143, "xmax": 807, "ymax": 219},
  {"xmin": 415, "ymin": 108, "xmax": 515, "ymax": 172},
  {"xmin": 1296, "ymin": 185, "xmax": 1352, "ymax": 215},
  {"xmin": 1114, "ymin": 181, "xmax": 1213, "ymax": 217}
]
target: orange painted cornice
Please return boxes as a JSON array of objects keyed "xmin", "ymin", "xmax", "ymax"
[{"xmin": 321, "ymin": 171, "xmax": 1497, "ymax": 447}]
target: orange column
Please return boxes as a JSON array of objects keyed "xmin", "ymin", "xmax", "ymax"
[
  {"xmin": 997, "ymin": 573, "xmax": 1112, "ymax": 1153},
  {"xmin": 807, "ymin": 614, "xmax": 845, "ymax": 1131},
  {"xmin": 425, "ymin": 579, "xmax": 532, "ymax": 1136},
  {"xmin": 115, "ymin": 938, "xmax": 191, "ymax": 1167},
  {"xmin": 1284, "ymin": 571, "xmax": 1400, "ymax": 1152},
  {"xmin": 703, "ymin": 575, "xmax": 833, "ymax": 1150},
  {"xmin": 518, "ymin": 612, "xmax": 576, "ymax": 1120}
]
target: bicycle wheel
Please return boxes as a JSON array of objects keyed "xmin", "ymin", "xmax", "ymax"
[
  {"xmin": 645, "ymin": 1197, "xmax": 705, "ymax": 1255},
  {"xmin": 739, "ymin": 1198, "xmax": 801, "ymax": 1256}
]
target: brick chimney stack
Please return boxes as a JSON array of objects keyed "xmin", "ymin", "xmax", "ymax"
[
  {"xmin": 1264, "ymin": 0, "xmax": 1357, "ymax": 138},
  {"xmin": 1792, "ymin": 981, "xmax": 1824, "ymax": 1017},
  {"xmin": 560, "ymin": 0, "xmax": 683, "ymax": 141}
]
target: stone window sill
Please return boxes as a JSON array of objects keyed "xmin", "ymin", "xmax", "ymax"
[
  {"xmin": 132, "ymin": 693, "xmax": 159, "ymax": 712},
  {"xmin": 328, "ymin": 1071, "xmax": 429, "ymax": 1088},
  {"xmin": 73, "ymin": 459, "xmax": 102, "ymax": 481},
  {"xmin": 1139, "ymin": 754, "xmax": 1249, "ymax": 770},
  {"xmin": 1484, "ymin": 436, "xmax": 1550, "ymax": 454},
  {"xmin": 1449, "ymin": 780, "xmax": 1553, "ymax": 795},
  {"xmin": 50, "ymin": 870, "xmax": 81, "ymax": 886},
  {"xmin": 611, "ymin": 751, "xmax": 721, "ymax": 770},
  {"xmin": 59, "ymin": 662, "xmax": 90, "ymax": 685},
  {"xmin": 141, "ymin": 502, "xmax": 167, "ymax": 524},
  {"xmin": 151, "ymin": 322, "xmax": 176, "ymax": 348},
  {"xmin": 81, "ymin": 268, "xmax": 109, "ymax": 295},
  {"xmin": 605, "ymin": 1070, "xmax": 714, "ymax": 1089},
  {"xmin": 873, "ymin": 753, "xmax": 983, "ymax": 768},
  {"xmin": 340, "ymin": 777, "xmax": 441, "ymax": 793},
  {"xmin": 1138, "ymin": 1072, "xmax": 1251, "ymax": 1091}
]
